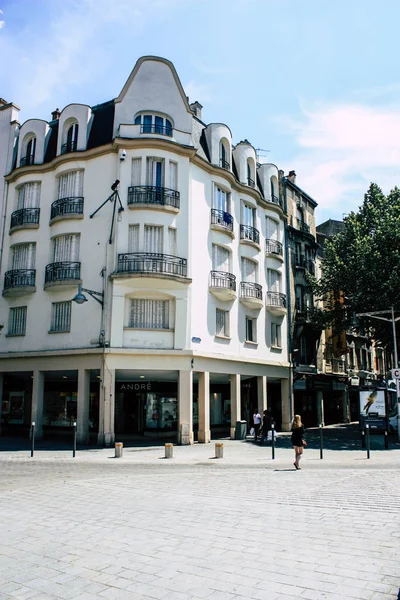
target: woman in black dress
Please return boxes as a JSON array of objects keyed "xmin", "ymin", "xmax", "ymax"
[{"xmin": 291, "ymin": 414, "xmax": 305, "ymax": 470}]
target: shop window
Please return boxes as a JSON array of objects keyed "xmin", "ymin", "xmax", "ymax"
[
  {"xmin": 8, "ymin": 306, "xmax": 27, "ymax": 336},
  {"xmin": 216, "ymin": 308, "xmax": 229, "ymax": 338},
  {"xmin": 50, "ymin": 301, "xmax": 71, "ymax": 333}
]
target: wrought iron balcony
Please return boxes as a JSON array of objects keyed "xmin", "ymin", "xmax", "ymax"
[
  {"xmin": 45, "ymin": 262, "xmax": 81, "ymax": 284},
  {"xmin": 219, "ymin": 158, "xmax": 230, "ymax": 170},
  {"xmin": 240, "ymin": 282, "xmax": 262, "ymax": 300},
  {"xmin": 247, "ymin": 177, "xmax": 255, "ymax": 188},
  {"xmin": 211, "ymin": 209, "xmax": 233, "ymax": 232},
  {"xmin": 50, "ymin": 197, "xmax": 84, "ymax": 220},
  {"xmin": 127, "ymin": 186, "xmax": 180, "ymax": 209},
  {"xmin": 265, "ymin": 239, "xmax": 283, "ymax": 256},
  {"xmin": 19, "ymin": 155, "xmax": 35, "ymax": 167},
  {"xmin": 266, "ymin": 291, "xmax": 287, "ymax": 311},
  {"xmin": 240, "ymin": 224, "xmax": 260, "ymax": 245},
  {"xmin": 210, "ymin": 271, "xmax": 236, "ymax": 290},
  {"xmin": 61, "ymin": 141, "xmax": 77, "ymax": 154},
  {"xmin": 117, "ymin": 252, "xmax": 187, "ymax": 277},
  {"xmin": 140, "ymin": 124, "xmax": 173, "ymax": 136},
  {"xmin": 296, "ymin": 219, "xmax": 310, "ymax": 233},
  {"xmin": 10, "ymin": 208, "xmax": 40, "ymax": 230},
  {"xmin": 4, "ymin": 269, "xmax": 36, "ymax": 291}
]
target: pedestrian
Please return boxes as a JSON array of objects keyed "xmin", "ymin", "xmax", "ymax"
[
  {"xmin": 253, "ymin": 408, "xmax": 261, "ymax": 442},
  {"xmin": 262, "ymin": 408, "xmax": 274, "ymax": 442},
  {"xmin": 291, "ymin": 414, "xmax": 306, "ymax": 470}
]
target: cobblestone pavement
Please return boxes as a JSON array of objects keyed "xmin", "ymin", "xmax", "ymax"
[{"xmin": 0, "ymin": 435, "xmax": 399, "ymax": 600}]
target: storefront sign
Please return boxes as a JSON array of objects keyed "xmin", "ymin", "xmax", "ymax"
[{"xmin": 118, "ymin": 383, "xmax": 152, "ymax": 391}]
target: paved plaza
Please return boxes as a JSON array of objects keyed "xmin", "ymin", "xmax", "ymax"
[{"xmin": 0, "ymin": 427, "xmax": 399, "ymax": 600}]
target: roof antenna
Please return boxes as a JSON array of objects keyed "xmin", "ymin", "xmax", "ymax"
[{"xmin": 256, "ymin": 148, "xmax": 270, "ymax": 160}]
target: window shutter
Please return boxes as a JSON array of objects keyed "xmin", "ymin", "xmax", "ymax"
[
  {"xmin": 128, "ymin": 225, "xmax": 140, "ymax": 252},
  {"xmin": 169, "ymin": 162, "xmax": 177, "ymax": 190},
  {"xmin": 51, "ymin": 301, "xmax": 71, "ymax": 332},
  {"xmin": 9, "ymin": 306, "xmax": 27, "ymax": 336},
  {"xmin": 12, "ymin": 243, "xmax": 35, "ymax": 270},
  {"xmin": 144, "ymin": 225, "xmax": 163, "ymax": 253}
]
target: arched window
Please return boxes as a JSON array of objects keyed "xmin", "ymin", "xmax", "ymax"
[
  {"xmin": 247, "ymin": 160, "xmax": 255, "ymax": 187},
  {"xmin": 134, "ymin": 114, "xmax": 173, "ymax": 137},
  {"xmin": 62, "ymin": 123, "xmax": 79, "ymax": 154},
  {"xmin": 271, "ymin": 179, "xmax": 275, "ymax": 200},
  {"xmin": 20, "ymin": 137, "xmax": 36, "ymax": 167},
  {"xmin": 220, "ymin": 142, "xmax": 230, "ymax": 170}
]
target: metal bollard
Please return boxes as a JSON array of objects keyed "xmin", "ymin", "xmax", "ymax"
[
  {"xmin": 115, "ymin": 442, "xmax": 123, "ymax": 458},
  {"xmin": 271, "ymin": 424, "xmax": 275, "ymax": 460},
  {"xmin": 165, "ymin": 443, "xmax": 173, "ymax": 458},
  {"xmin": 215, "ymin": 442, "xmax": 224, "ymax": 459},
  {"xmin": 73, "ymin": 422, "xmax": 77, "ymax": 458},
  {"xmin": 319, "ymin": 423, "xmax": 324, "ymax": 459},
  {"xmin": 30, "ymin": 422, "xmax": 35, "ymax": 458},
  {"xmin": 365, "ymin": 424, "xmax": 370, "ymax": 459}
]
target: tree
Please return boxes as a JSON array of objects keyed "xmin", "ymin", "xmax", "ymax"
[{"xmin": 312, "ymin": 183, "xmax": 400, "ymax": 349}]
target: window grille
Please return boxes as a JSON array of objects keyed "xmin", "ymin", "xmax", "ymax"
[
  {"xmin": 129, "ymin": 299, "xmax": 169, "ymax": 329},
  {"xmin": 144, "ymin": 225, "xmax": 163, "ymax": 253},
  {"xmin": 17, "ymin": 182, "xmax": 41, "ymax": 209},
  {"xmin": 216, "ymin": 309, "xmax": 229, "ymax": 337},
  {"xmin": 12, "ymin": 243, "xmax": 36, "ymax": 270},
  {"xmin": 271, "ymin": 323, "xmax": 282, "ymax": 348},
  {"xmin": 8, "ymin": 306, "xmax": 27, "ymax": 336},
  {"xmin": 53, "ymin": 234, "xmax": 80, "ymax": 261},
  {"xmin": 50, "ymin": 301, "xmax": 71, "ymax": 332},
  {"xmin": 58, "ymin": 171, "xmax": 83, "ymax": 198}
]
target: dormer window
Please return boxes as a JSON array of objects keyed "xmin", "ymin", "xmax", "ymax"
[
  {"xmin": 220, "ymin": 141, "xmax": 230, "ymax": 170},
  {"xmin": 134, "ymin": 114, "xmax": 173, "ymax": 137},
  {"xmin": 20, "ymin": 137, "xmax": 36, "ymax": 167},
  {"xmin": 61, "ymin": 123, "xmax": 79, "ymax": 154}
]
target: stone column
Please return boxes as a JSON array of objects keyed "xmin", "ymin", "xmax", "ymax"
[
  {"xmin": 257, "ymin": 376, "xmax": 267, "ymax": 415},
  {"xmin": 98, "ymin": 361, "xmax": 115, "ymax": 446},
  {"xmin": 0, "ymin": 374, "xmax": 3, "ymax": 436},
  {"xmin": 178, "ymin": 370, "xmax": 193, "ymax": 445},
  {"xmin": 230, "ymin": 374, "xmax": 241, "ymax": 438},
  {"xmin": 198, "ymin": 371, "xmax": 210, "ymax": 443},
  {"xmin": 31, "ymin": 370, "xmax": 45, "ymax": 440},
  {"xmin": 77, "ymin": 369, "xmax": 90, "ymax": 444},
  {"xmin": 316, "ymin": 390, "xmax": 324, "ymax": 426},
  {"xmin": 281, "ymin": 378, "xmax": 291, "ymax": 431}
]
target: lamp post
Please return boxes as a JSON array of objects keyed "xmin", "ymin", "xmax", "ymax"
[{"xmin": 352, "ymin": 307, "xmax": 400, "ymax": 440}]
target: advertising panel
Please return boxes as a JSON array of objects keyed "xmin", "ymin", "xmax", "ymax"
[{"xmin": 359, "ymin": 390, "xmax": 386, "ymax": 417}]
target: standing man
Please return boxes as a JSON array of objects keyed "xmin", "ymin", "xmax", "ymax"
[{"xmin": 253, "ymin": 408, "xmax": 261, "ymax": 442}]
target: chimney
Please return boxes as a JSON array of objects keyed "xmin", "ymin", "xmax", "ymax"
[
  {"xmin": 189, "ymin": 101, "xmax": 203, "ymax": 120},
  {"xmin": 51, "ymin": 108, "xmax": 61, "ymax": 121},
  {"xmin": 288, "ymin": 170, "xmax": 296, "ymax": 183}
]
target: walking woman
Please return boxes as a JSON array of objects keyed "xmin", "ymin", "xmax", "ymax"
[{"xmin": 291, "ymin": 414, "xmax": 306, "ymax": 470}]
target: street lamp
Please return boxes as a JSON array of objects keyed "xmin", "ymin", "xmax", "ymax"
[
  {"xmin": 352, "ymin": 307, "xmax": 400, "ymax": 440},
  {"xmin": 72, "ymin": 283, "xmax": 104, "ymax": 307}
]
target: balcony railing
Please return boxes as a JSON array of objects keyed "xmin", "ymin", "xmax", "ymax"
[
  {"xmin": 140, "ymin": 124, "xmax": 173, "ymax": 136},
  {"xmin": 296, "ymin": 219, "xmax": 310, "ymax": 233},
  {"xmin": 266, "ymin": 291, "xmax": 287, "ymax": 309},
  {"xmin": 117, "ymin": 253, "xmax": 187, "ymax": 277},
  {"xmin": 19, "ymin": 155, "xmax": 35, "ymax": 167},
  {"xmin": 45, "ymin": 262, "xmax": 81, "ymax": 284},
  {"xmin": 240, "ymin": 281, "xmax": 262, "ymax": 301},
  {"xmin": 240, "ymin": 224, "xmax": 260, "ymax": 245},
  {"xmin": 210, "ymin": 270, "xmax": 236, "ymax": 291},
  {"xmin": 61, "ymin": 141, "xmax": 77, "ymax": 154},
  {"xmin": 247, "ymin": 177, "xmax": 255, "ymax": 188},
  {"xmin": 219, "ymin": 158, "xmax": 230, "ymax": 170},
  {"xmin": 4, "ymin": 269, "xmax": 36, "ymax": 290},
  {"xmin": 211, "ymin": 209, "xmax": 233, "ymax": 232},
  {"xmin": 10, "ymin": 208, "xmax": 40, "ymax": 230},
  {"xmin": 50, "ymin": 197, "xmax": 84, "ymax": 220},
  {"xmin": 127, "ymin": 186, "xmax": 180, "ymax": 209},
  {"xmin": 266, "ymin": 239, "xmax": 283, "ymax": 256}
]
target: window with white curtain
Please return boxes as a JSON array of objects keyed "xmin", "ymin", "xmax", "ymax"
[
  {"xmin": 266, "ymin": 217, "xmax": 279, "ymax": 240},
  {"xmin": 213, "ymin": 186, "xmax": 230, "ymax": 212},
  {"xmin": 128, "ymin": 225, "xmax": 140, "ymax": 252},
  {"xmin": 267, "ymin": 269, "xmax": 281, "ymax": 292},
  {"xmin": 144, "ymin": 225, "xmax": 163, "ymax": 253},
  {"xmin": 129, "ymin": 299, "xmax": 169, "ymax": 329},
  {"xmin": 17, "ymin": 182, "xmax": 41, "ymax": 209},
  {"xmin": 8, "ymin": 306, "xmax": 27, "ymax": 336},
  {"xmin": 216, "ymin": 309, "xmax": 229, "ymax": 337},
  {"xmin": 50, "ymin": 301, "xmax": 71, "ymax": 332},
  {"xmin": 131, "ymin": 158, "xmax": 142, "ymax": 186},
  {"xmin": 241, "ymin": 257, "xmax": 256, "ymax": 283},
  {"xmin": 58, "ymin": 171, "xmax": 83, "ymax": 199},
  {"xmin": 271, "ymin": 323, "xmax": 282, "ymax": 348},
  {"xmin": 168, "ymin": 227, "xmax": 177, "ymax": 255},
  {"xmin": 11, "ymin": 243, "xmax": 36, "ymax": 270},
  {"xmin": 146, "ymin": 158, "xmax": 164, "ymax": 187},
  {"xmin": 212, "ymin": 244, "xmax": 230, "ymax": 272},
  {"xmin": 169, "ymin": 161, "xmax": 178, "ymax": 190},
  {"xmin": 53, "ymin": 234, "xmax": 80, "ymax": 262}
]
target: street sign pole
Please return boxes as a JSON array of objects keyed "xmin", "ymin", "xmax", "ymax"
[{"xmin": 391, "ymin": 307, "xmax": 400, "ymax": 441}]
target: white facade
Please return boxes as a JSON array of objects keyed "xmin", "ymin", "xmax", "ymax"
[{"xmin": 0, "ymin": 56, "xmax": 290, "ymax": 445}]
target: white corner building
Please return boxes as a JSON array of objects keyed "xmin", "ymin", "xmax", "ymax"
[{"xmin": 0, "ymin": 56, "xmax": 290, "ymax": 445}]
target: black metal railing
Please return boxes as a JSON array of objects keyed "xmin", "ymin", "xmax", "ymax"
[
  {"xmin": 240, "ymin": 224, "xmax": 260, "ymax": 245},
  {"xmin": 209, "ymin": 270, "xmax": 236, "ymax": 291},
  {"xmin": 117, "ymin": 253, "xmax": 187, "ymax": 277},
  {"xmin": 211, "ymin": 209, "xmax": 233, "ymax": 232},
  {"xmin": 219, "ymin": 158, "xmax": 230, "ymax": 170},
  {"xmin": 240, "ymin": 281, "xmax": 262, "ymax": 301},
  {"xmin": 51, "ymin": 197, "xmax": 84, "ymax": 220},
  {"xmin": 266, "ymin": 291, "xmax": 287, "ymax": 309},
  {"xmin": 19, "ymin": 155, "xmax": 35, "ymax": 167},
  {"xmin": 247, "ymin": 177, "xmax": 255, "ymax": 188},
  {"xmin": 4, "ymin": 269, "xmax": 36, "ymax": 290},
  {"xmin": 127, "ymin": 186, "xmax": 180, "ymax": 209},
  {"xmin": 140, "ymin": 124, "xmax": 173, "ymax": 136},
  {"xmin": 45, "ymin": 262, "xmax": 81, "ymax": 284},
  {"xmin": 10, "ymin": 208, "xmax": 40, "ymax": 229},
  {"xmin": 265, "ymin": 239, "xmax": 283, "ymax": 256},
  {"xmin": 61, "ymin": 141, "xmax": 77, "ymax": 154}
]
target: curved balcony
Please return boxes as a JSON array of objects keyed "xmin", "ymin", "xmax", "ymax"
[
  {"xmin": 44, "ymin": 262, "xmax": 81, "ymax": 289},
  {"xmin": 265, "ymin": 239, "xmax": 283, "ymax": 260},
  {"xmin": 61, "ymin": 141, "xmax": 77, "ymax": 154},
  {"xmin": 210, "ymin": 209, "xmax": 234, "ymax": 236},
  {"xmin": 127, "ymin": 186, "xmax": 180, "ymax": 212},
  {"xmin": 266, "ymin": 291, "xmax": 287, "ymax": 315},
  {"xmin": 115, "ymin": 253, "xmax": 188, "ymax": 280},
  {"xmin": 219, "ymin": 158, "xmax": 230, "ymax": 170},
  {"xmin": 140, "ymin": 124, "xmax": 173, "ymax": 137},
  {"xmin": 50, "ymin": 197, "xmax": 84, "ymax": 223},
  {"xmin": 240, "ymin": 224, "xmax": 260, "ymax": 248},
  {"xmin": 209, "ymin": 270, "xmax": 237, "ymax": 301},
  {"xmin": 3, "ymin": 269, "xmax": 36, "ymax": 296},
  {"xmin": 10, "ymin": 208, "xmax": 40, "ymax": 233},
  {"xmin": 239, "ymin": 281, "xmax": 263, "ymax": 309},
  {"xmin": 19, "ymin": 155, "xmax": 35, "ymax": 167}
]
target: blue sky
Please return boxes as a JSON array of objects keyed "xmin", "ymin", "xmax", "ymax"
[{"xmin": 1, "ymin": 0, "xmax": 400, "ymax": 222}]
